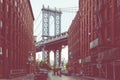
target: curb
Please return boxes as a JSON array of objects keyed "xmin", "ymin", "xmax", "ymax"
[{"xmin": 0, "ymin": 74, "xmax": 34, "ymax": 80}]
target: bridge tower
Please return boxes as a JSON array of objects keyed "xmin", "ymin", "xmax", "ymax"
[
  {"xmin": 41, "ymin": 5, "xmax": 62, "ymax": 67},
  {"xmin": 42, "ymin": 5, "xmax": 62, "ymax": 38}
]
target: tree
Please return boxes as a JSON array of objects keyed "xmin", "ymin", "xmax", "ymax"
[
  {"xmin": 37, "ymin": 61, "xmax": 51, "ymax": 70},
  {"xmin": 66, "ymin": 63, "xmax": 69, "ymax": 70}
]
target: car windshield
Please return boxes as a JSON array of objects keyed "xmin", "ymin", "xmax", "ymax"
[{"xmin": 40, "ymin": 69, "xmax": 48, "ymax": 72}]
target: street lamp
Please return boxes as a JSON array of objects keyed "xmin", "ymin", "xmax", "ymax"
[
  {"xmin": 61, "ymin": 57, "xmax": 65, "ymax": 70},
  {"xmin": 28, "ymin": 54, "xmax": 34, "ymax": 62},
  {"xmin": 28, "ymin": 51, "xmax": 34, "ymax": 73},
  {"xmin": 28, "ymin": 51, "xmax": 34, "ymax": 61}
]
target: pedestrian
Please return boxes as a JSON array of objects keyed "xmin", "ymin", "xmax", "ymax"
[
  {"xmin": 53, "ymin": 67, "xmax": 56, "ymax": 75},
  {"xmin": 59, "ymin": 68, "xmax": 62, "ymax": 77}
]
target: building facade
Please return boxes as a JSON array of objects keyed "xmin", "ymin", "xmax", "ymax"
[
  {"xmin": 0, "ymin": 0, "xmax": 35, "ymax": 79},
  {"xmin": 68, "ymin": 11, "xmax": 80, "ymax": 74},
  {"xmin": 68, "ymin": 0, "xmax": 120, "ymax": 80}
]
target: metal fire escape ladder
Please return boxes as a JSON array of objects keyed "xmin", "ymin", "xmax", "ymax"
[
  {"xmin": 97, "ymin": 0, "xmax": 103, "ymax": 28},
  {"xmin": 100, "ymin": 65, "xmax": 107, "ymax": 78},
  {"xmin": 95, "ymin": 1, "xmax": 107, "ymax": 78},
  {"xmin": 94, "ymin": 0, "xmax": 105, "ymax": 45}
]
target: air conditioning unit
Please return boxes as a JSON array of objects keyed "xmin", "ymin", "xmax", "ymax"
[{"xmin": 90, "ymin": 38, "xmax": 99, "ymax": 49}]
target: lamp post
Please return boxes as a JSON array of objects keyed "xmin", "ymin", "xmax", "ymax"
[
  {"xmin": 28, "ymin": 51, "xmax": 34, "ymax": 73},
  {"xmin": 61, "ymin": 58, "xmax": 65, "ymax": 69},
  {"xmin": 89, "ymin": 27, "xmax": 112, "ymax": 78}
]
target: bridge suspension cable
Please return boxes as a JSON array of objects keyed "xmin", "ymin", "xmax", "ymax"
[
  {"xmin": 34, "ymin": 11, "xmax": 42, "ymax": 25},
  {"xmin": 34, "ymin": 6, "xmax": 78, "ymax": 41},
  {"xmin": 60, "ymin": 6, "xmax": 78, "ymax": 9},
  {"xmin": 34, "ymin": 19, "xmax": 42, "ymax": 33},
  {"xmin": 34, "ymin": 10, "xmax": 42, "ymax": 34},
  {"xmin": 60, "ymin": 6, "xmax": 78, "ymax": 13}
]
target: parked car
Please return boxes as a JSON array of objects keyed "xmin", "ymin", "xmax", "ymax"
[
  {"xmin": 34, "ymin": 69, "xmax": 48, "ymax": 80},
  {"xmin": 61, "ymin": 70, "xmax": 69, "ymax": 76}
]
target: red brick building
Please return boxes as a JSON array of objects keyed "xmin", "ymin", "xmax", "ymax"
[
  {"xmin": 68, "ymin": 11, "xmax": 80, "ymax": 74},
  {"xmin": 68, "ymin": 0, "xmax": 120, "ymax": 79},
  {"xmin": 0, "ymin": 0, "xmax": 35, "ymax": 79}
]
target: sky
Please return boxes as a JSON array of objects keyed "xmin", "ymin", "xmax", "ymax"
[{"xmin": 30, "ymin": 0, "xmax": 79, "ymax": 63}]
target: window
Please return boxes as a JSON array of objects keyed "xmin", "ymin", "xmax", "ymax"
[
  {"xmin": 88, "ymin": 1, "xmax": 91, "ymax": 8},
  {"xmin": 20, "ymin": 0, "xmax": 22, "ymax": 4},
  {"xmin": 15, "ymin": 1, "xmax": 17, "ymax": 7},
  {"xmin": 0, "ymin": 0, "xmax": 3, "ymax": 12},
  {"xmin": 0, "ymin": 0, "xmax": 3, "ymax": 3},
  {"xmin": 18, "ymin": 7, "xmax": 20, "ymax": 13},
  {"xmin": 104, "ymin": 0, "xmax": 106, "ymax": 4},
  {"xmin": 117, "ymin": 0, "xmax": 120, "ymax": 7},
  {"xmin": 115, "ymin": 20, "xmax": 120, "ymax": 37},
  {"xmin": 0, "ymin": 20, "xmax": 2, "ymax": 28},
  {"xmin": 108, "ymin": 6, "xmax": 112, "ymax": 20},
  {"xmin": 117, "ymin": 0, "xmax": 120, "ymax": 12},
  {"xmin": 6, "ymin": 4, "xmax": 9, "ymax": 12},
  {"xmin": 0, "ymin": 47, "xmax": 2, "ymax": 55}
]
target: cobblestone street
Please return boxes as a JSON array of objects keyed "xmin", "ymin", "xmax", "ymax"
[
  {"xmin": 48, "ymin": 71, "xmax": 88, "ymax": 80},
  {"xmin": 0, "ymin": 71, "xmax": 107, "ymax": 80}
]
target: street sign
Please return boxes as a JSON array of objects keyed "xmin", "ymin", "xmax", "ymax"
[
  {"xmin": 69, "ymin": 52, "xmax": 73, "ymax": 59},
  {"xmin": 96, "ymin": 63, "xmax": 102, "ymax": 69},
  {"xmin": 28, "ymin": 55, "xmax": 34, "ymax": 62}
]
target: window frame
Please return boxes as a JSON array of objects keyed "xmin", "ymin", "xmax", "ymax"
[
  {"xmin": 0, "ymin": 47, "xmax": 2, "ymax": 55},
  {"xmin": 0, "ymin": 20, "xmax": 3, "ymax": 28}
]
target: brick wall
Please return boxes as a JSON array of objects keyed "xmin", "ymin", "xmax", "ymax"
[{"xmin": 0, "ymin": 0, "xmax": 35, "ymax": 78}]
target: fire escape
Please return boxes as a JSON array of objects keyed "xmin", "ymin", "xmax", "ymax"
[{"xmin": 93, "ymin": 0, "xmax": 107, "ymax": 78}]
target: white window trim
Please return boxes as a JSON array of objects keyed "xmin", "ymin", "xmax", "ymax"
[
  {"xmin": 6, "ymin": 4, "xmax": 9, "ymax": 12},
  {"xmin": 117, "ymin": 0, "xmax": 120, "ymax": 7},
  {"xmin": 0, "ymin": 20, "xmax": 2, "ymax": 28},
  {"xmin": 0, "ymin": 0, "xmax": 3, "ymax": 3},
  {"xmin": 0, "ymin": 47, "xmax": 2, "ymax": 55},
  {"xmin": 15, "ymin": 1, "xmax": 17, "ymax": 7},
  {"xmin": 20, "ymin": 0, "xmax": 22, "ymax": 4}
]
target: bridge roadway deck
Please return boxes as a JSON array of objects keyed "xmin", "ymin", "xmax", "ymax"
[{"xmin": 36, "ymin": 32, "xmax": 68, "ymax": 52}]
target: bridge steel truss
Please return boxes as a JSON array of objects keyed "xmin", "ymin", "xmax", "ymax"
[
  {"xmin": 42, "ymin": 5, "xmax": 62, "ymax": 39},
  {"xmin": 38, "ymin": 5, "xmax": 64, "ymax": 68},
  {"xmin": 36, "ymin": 32, "xmax": 68, "ymax": 68}
]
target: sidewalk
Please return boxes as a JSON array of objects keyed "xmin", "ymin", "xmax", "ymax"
[
  {"xmin": 75, "ymin": 76, "xmax": 109, "ymax": 80},
  {"xmin": 73, "ymin": 74, "xmax": 108, "ymax": 80},
  {"xmin": 80, "ymin": 76, "xmax": 107, "ymax": 80},
  {"xmin": 0, "ymin": 73, "xmax": 34, "ymax": 80}
]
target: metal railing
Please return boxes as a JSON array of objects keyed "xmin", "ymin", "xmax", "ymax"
[{"xmin": 36, "ymin": 32, "xmax": 68, "ymax": 46}]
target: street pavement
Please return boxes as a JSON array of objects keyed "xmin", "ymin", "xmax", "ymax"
[
  {"xmin": 0, "ymin": 71, "xmax": 106, "ymax": 80},
  {"xmin": 0, "ymin": 73, "xmax": 34, "ymax": 80},
  {"xmin": 48, "ymin": 71, "xmax": 107, "ymax": 80},
  {"xmin": 48, "ymin": 71, "xmax": 88, "ymax": 80}
]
